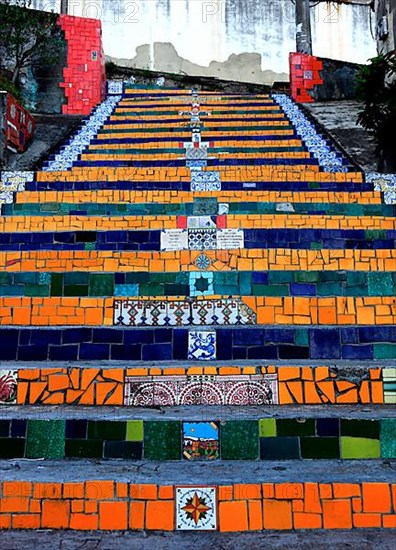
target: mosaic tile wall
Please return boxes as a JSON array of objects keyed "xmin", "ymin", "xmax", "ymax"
[
  {"xmin": 57, "ymin": 14, "xmax": 106, "ymax": 115},
  {"xmin": 0, "ymin": 84, "xmax": 395, "ymax": 532},
  {"xmin": 0, "ymin": 480, "xmax": 395, "ymax": 531},
  {"xmin": 0, "ymin": 418, "xmax": 394, "ymax": 461}
]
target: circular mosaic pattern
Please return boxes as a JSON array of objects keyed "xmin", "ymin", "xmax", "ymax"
[{"xmin": 195, "ymin": 254, "xmax": 212, "ymax": 270}]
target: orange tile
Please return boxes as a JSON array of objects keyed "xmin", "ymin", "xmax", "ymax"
[
  {"xmin": 293, "ymin": 512, "xmax": 322, "ymax": 529},
  {"xmin": 322, "ymin": 500, "xmax": 352, "ymax": 529},
  {"xmin": 146, "ymin": 501, "xmax": 174, "ymax": 531},
  {"xmin": 234, "ymin": 484, "xmax": 262, "ymax": 500},
  {"xmin": 353, "ymin": 513, "xmax": 381, "ymax": 528},
  {"xmin": 362, "ymin": 483, "xmax": 391, "ymax": 513},
  {"xmin": 383, "ymin": 515, "xmax": 396, "ymax": 528},
  {"xmin": 219, "ymin": 501, "xmax": 249, "ymax": 532},
  {"xmin": 263, "ymin": 500, "xmax": 292, "ymax": 530},
  {"xmin": 41, "ymin": 500, "xmax": 70, "ymax": 529},
  {"xmin": 130, "ymin": 484, "xmax": 158, "ymax": 500},
  {"xmin": 99, "ymin": 502, "xmax": 128, "ymax": 530},
  {"xmin": 332, "ymin": 484, "xmax": 360, "ymax": 499},
  {"xmin": 70, "ymin": 513, "xmax": 99, "ymax": 530},
  {"xmin": 303, "ymin": 483, "xmax": 321, "ymax": 514},
  {"xmin": 158, "ymin": 486, "xmax": 174, "ymax": 500},
  {"xmin": 129, "ymin": 501, "xmax": 145, "ymax": 530},
  {"xmin": 85, "ymin": 481, "xmax": 114, "ymax": 500},
  {"xmin": 12, "ymin": 514, "xmax": 41, "ymax": 529},
  {"xmin": 218, "ymin": 486, "xmax": 234, "ymax": 501},
  {"xmin": 248, "ymin": 500, "xmax": 263, "ymax": 531},
  {"xmin": 275, "ymin": 483, "xmax": 304, "ymax": 500}
]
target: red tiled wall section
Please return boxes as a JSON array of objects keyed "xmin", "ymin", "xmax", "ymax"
[
  {"xmin": 58, "ymin": 14, "xmax": 106, "ymax": 115},
  {"xmin": 289, "ymin": 53, "xmax": 323, "ymax": 103}
]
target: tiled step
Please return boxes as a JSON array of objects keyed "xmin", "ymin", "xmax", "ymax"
[
  {"xmin": 0, "ymin": 416, "xmax": 394, "ymax": 461},
  {"xmin": 1, "ymin": 363, "xmax": 394, "ymax": 406},
  {"xmin": 0, "ymin": 460, "xmax": 394, "ymax": 531}
]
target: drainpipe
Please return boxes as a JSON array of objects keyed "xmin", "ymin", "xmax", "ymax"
[
  {"xmin": 60, "ymin": 0, "xmax": 68, "ymax": 14},
  {"xmin": 295, "ymin": 0, "xmax": 313, "ymax": 55}
]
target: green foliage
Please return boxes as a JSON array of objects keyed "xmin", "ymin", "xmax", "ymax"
[
  {"xmin": 356, "ymin": 52, "xmax": 396, "ymax": 172},
  {"xmin": 0, "ymin": 76, "xmax": 24, "ymax": 104},
  {"xmin": 0, "ymin": 0, "xmax": 63, "ymax": 84}
]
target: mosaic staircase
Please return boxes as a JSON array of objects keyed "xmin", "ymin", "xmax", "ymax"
[{"xmin": 0, "ymin": 82, "xmax": 395, "ymax": 534}]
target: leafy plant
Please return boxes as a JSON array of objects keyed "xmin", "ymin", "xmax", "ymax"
[
  {"xmin": 0, "ymin": 0, "xmax": 63, "ymax": 85},
  {"xmin": 356, "ymin": 51, "xmax": 396, "ymax": 172},
  {"xmin": 0, "ymin": 75, "xmax": 24, "ymax": 104}
]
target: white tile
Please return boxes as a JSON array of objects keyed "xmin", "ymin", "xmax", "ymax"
[
  {"xmin": 176, "ymin": 487, "xmax": 217, "ymax": 530},
  {"xmin": 160, "ymin": 229, "xmax": 189, "ymax": 251}
]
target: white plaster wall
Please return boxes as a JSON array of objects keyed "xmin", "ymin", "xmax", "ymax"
[{"xmin": 30, "ymin": 0, "xmax": 377, "ymax": 83}]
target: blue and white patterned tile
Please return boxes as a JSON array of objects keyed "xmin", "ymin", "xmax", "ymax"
[
  {"xmin": 191, "ymin": 171, "xmax": 221, "ymax": 191},
  {"xmin": 107, "ymin": 80, "xmax": 124, "ymax": 95},
  {"xmin": 0, "ymin": 171, "xmax": 34, "ymax": 205},
  {"xmin": 366, "ymin": 172, "xmax": 396, "ymax": 204},
  {"xmin": 43, "ymin": 95, "xmax": 121, "ymax": 171},
  {"xmin": 189, "ymin": 272, "xmax": 215, "ymax": 297},
  {"xmin": 188, "ymin": 331, "xmax": 216, "ymax": 361},
  {"xmin": 272, "ymin": 93, "xmax": 348, "ymax": 172}
]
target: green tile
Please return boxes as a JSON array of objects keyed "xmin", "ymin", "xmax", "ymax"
[
  {"xmin": 87, "ymin": 421, "xmax": 126, "ymax": 440},
  {"xmin": 300, "ymin": 437, "xmax": 340, "ymax": 459},
  {"xmin": 221, "ymin": 420, "xmax": 259, "ymax": 460},
  {"xmin": 89, "ymin": 274, "xmax": 114, "ymax": 296},
  {"xmin": 277, "ymin": 419, "xmax": 315, "ymax": 436},
  {"xmin": 295, "ymin": 272, "xmax": 320, "ymax": 283},
  {"xmin": 259, "ymin": 419, "xmax": 277, "ymax": 437},
  {"xmin": 239, "ymin": 272, "xmax": 252, "ymax": 294},
  {"xmin": 51, "ymin": 273, "xmax": 63, "ymax": 296},
  {"xmin": 268, "ymin": 271, "xmax": 294, "ymax": 283},
  {"xmin": 340, "ymin": 419, "xmax": 380, "ymax": 439},
  {"xmin": 252, "ymin": 284, "xmax": 288, "ymax": 296},
  {"xmin": 64, "ymin": 272, "xmax": 89, "ymax": 285},
  {"xmin": 295, "ymin": 329, "xmax": 309, "ymax": 346},
  {"xmin": 126, "ymin": 420, "xmax": 144, "ymax": 441},
  {"xmin": 368, "ymin": 272, "xmax": 393, "ymax": 296},
  {"xmin": 64, "ymin": 285, "xmax": 89, "ymax": 297},
  {"xmin": 340, "ymin": 437, "xmax": 380, "ymax": 459},
  {"xmin": 374, "ymin": 344, "xmax": 396, "ymax": 359},
  {"xmin": 381, "ymin": 419, "xmax": 396, "ymax": 458},
  {"xmin": 143, "ymin": 421, "xmax": 181, "ymax": 460},
  {"xmin": 26, "ymin": 420, "xmax": 65, "ymax": 459}
]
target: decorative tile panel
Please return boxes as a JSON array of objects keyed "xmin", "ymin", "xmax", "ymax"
[
  {"xmin": 114, "ymin": 299, "xmax": 256, "ymax": 326},
  {"xmin": 183, "ymin": 422, "xmax": 219, "ymax": 461},
  {"xmin": 366, "ymin": 172, "xmax": 396, "ymax": 204},
  {"xmin": 191, "ymin": 171, "xmax": 221, "ymax": 191},
  {"xmin": 383, "ymin": 368, "xmax": 396, "ymax": 404},
  {"xmin": 107, "ymin": 81, "xmax": 124, "ymax": 95},
  {"xmin": 0, "ymin": 370, "xmax": 17, "ymax": 405},
  {"xmin": 176, "ymin": 487, "xmax": 217, "ymax": 530}
]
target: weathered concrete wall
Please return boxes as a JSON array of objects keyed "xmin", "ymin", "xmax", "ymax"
[{"xmin": 30, "ymin": 0, "xmax": 377, "ymax": 85}]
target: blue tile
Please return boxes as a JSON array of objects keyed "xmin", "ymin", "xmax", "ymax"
[
  {"xmin": 310, "ymin": 329, "xmax": 341, "ymax": 359},
  {"xmin": 142, "ymin": 343, "xmax": 172, "ymax": 361},
  {"xmin": 79, "ymin": 344, "xmax": 109, "ymax": 360},
  {"xmin": 316, "ymin": 418, "xmax": 339, "ymax": 436},
  {"xmin": 342, "ymin": 345, "xmax": 373, "ymax": 360}
]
